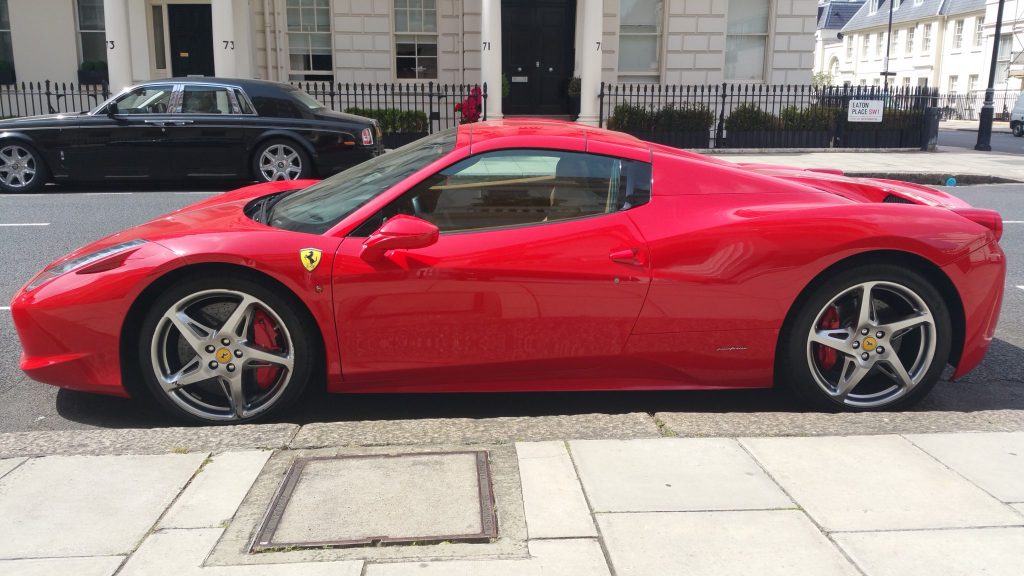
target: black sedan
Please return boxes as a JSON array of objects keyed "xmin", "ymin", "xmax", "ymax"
[{"xmin": 0, "ymin": 78, "xmax": 383, "ymax": 193}]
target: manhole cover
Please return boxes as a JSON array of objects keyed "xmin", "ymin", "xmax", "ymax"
[{"xmin": 250, "ymin": 451, "xmax": 497, "ymax": 551}]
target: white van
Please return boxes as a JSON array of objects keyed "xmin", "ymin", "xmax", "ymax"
[{"xmin": 1011, "ymin": 93, "xmax": 1024, "ymax": 136}]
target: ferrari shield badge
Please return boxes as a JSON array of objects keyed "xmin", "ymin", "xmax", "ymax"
[{"xmin": 300, "ymin": 248, "xmax": 322, "ymax": 272}]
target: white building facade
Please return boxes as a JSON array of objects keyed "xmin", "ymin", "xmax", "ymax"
[{"xmin": 0, "ymin": 0, "xmax": 818, "ymax": 120}]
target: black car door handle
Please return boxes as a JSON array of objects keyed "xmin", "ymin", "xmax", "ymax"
[
  {"xmin": 171, "ymin": 120, "xmax": 195, "ymax": 126},
  {"xmin": 143, "ymin": 120, "xmax": 168, "ymax": 127}
]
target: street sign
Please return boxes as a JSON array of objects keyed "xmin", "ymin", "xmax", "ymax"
[{"xmin": 848, "ymin": 100, "xmax": 884, "ymax": 123}]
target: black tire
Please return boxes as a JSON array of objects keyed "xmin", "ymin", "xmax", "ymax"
[
  {"xmin": 0, "ymin": 141, "xmax": 49, "ymax": 193},
  {"xmin": 1013, "ymin": 123, "xmax": 1023, "ymax": 137},
  {"xmin": 778, "ymin": 264, "xmax": 952, "ymax": 411},
  {"xmin": 138, "ymin": 273, "xmax": 315, "ymax": 424},
  {"xmin": 251, "ymin": 138, "xmax": 313, "ymax": 182}
]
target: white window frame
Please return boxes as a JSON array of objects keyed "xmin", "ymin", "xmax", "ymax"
[
  {"xmin": 862, "ymin": 35, "xmax": 870, "ymax": 60},
  {"xmin": 875, "ymin": 32, "xmax": 883, "ymax": 58},
  {"xmin": 846, "ymin": 36, "xmax": 853, "ymax": 59},
  {"xmin": 922, "ymin": 23, "xmax": 932, "ymax": 53},
  {"xmin": 947, "ymin": 75, "xmax": 958, "ymax": 93},
  {"xmin": 906, "ymin": 26, "xmax": 915, "ymax": 55},
  {"xmin": 0, "ymin": 0, "xmax": 14, "ymax": 75},
  {"xmin": 617, "ymin": 0, "xmax": 665, "ymax": 83},
  {"xmin": 74, "ymin": 0, "xmax": 106, "ymax": 66},
  {"xmin": 974, "ymin": 17, "xmax": 984, "ymax": 48},
  {"xmin": 286, "ymin": 0, "xmax": 334, "ymax": 82},
  {"xmin": 952, "ymin": 19, "xmax": 964, "ymax": 50},
  {"xmin": 394, "ymin": 0, "xmax": 439, "ymax": 80}
]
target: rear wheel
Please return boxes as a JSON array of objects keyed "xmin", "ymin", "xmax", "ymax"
[
  {"xmin": 0, "ymin": 142, "xmax": 48, "ymax": 193},
  {"xmin": 1013, "ymin": 123, "xmax": 1023, "ymax": 137},
  {"xmin": 138, "ymin": 275, "xmax": 314, "ymax": 423},
  {"xmin": 252, "ymin": 139, "xmax": 312, "ymax": 182},
  {"xmin": 779, "ymin": 265, "xmax": 951, "ymax": 411}
]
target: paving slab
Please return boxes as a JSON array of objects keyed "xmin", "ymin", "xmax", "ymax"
[
  {"xmin": 365, "ymin": 538, "xmax": 610, "ymax": 576},
  {"xmin": 655, "ymin": 410, "xmax": 1020, "ymax": 437},
  {"xmin": 259, "ymin": 452, "xmax": 491, "ymax": 548},
  {"xmin": 160, "ymin": 450, "xmax": 273, "ymax": 529},
  {"xmin": 569, "ymin": 438, "xmax": 792, "ymax": 512},
  {"xmin": 742, "ymin": 435, "xmax": 1024, "ymax": 531},
  {"xmin": 597, "ymin": 510, "xmax": 859, "ymax": 576},
  {"xmin": 118, "ymin": 528, "xmax": 363, "ymax": 575},
  {"xmin": 906, "ymin": 432, "xmax": 1024, "ymax": 502},
  {"xmin": 515, "ymin": 441, "xmax": 596, "ymax": 538},
  {"xmin": 0, "ymin": 456, "xmax": 25, "ymax": 480},
  {"xmin": 289, "ymin": 413, "xmax": 659, "ymax": 447},
  {"xmin": 0, "ymin": 424, "xmax": 297, "ymax": 457},
  {"xmin": 834, "ymin": 528, "xmax": 1024, "ymax": 576},
  {"xmin": 0, "ymin": 556, "xmax": 124, "ymax": 576},
  {"xmin": 1013, "ymin": 503, "xmax": 1024, "ymax": 515},
  {"xmin": 0, "ymin": 453, "xmax": 207, "ymax": 558}
]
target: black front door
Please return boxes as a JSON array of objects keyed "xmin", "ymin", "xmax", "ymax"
[
  {"xmin": 168, "ymin": 4, "xmax": 215, "ymax": 77},
  {"xmin": 502, "ymin": 0, "xmax": 576, "ymax": 116}
]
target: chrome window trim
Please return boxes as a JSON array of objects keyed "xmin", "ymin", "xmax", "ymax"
[{"xmin": 171, "ymin": 82, "xmax": 259, "ymax": 116}]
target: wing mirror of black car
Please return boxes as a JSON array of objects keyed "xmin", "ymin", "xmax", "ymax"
[
  {"xmin": 105, "ymin": 102, "xmax": 119, "ymax": 117},
  {"xmin": 361, "ymin": 215, "xmax": 439, "ymax": 262}
]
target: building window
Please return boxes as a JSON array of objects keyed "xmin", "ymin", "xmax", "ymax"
[
  {"xmin": 996, "ymin": 35, "xmax": 1012, "ymax": 84},
  {"xmin": 967, "ymin": 74, "xmax": 978, "ymax": 93},
  {"xmin": 974, "ymin": 17, "xmax": 984, "ymax": 48},
  {"xmin": 868, "ymin": 0, "xmax": 878, "ymax": 15},
  {"xmin": 875, "ymin": 33, "xmax": 883, "ymax": 58},
  {"xmin": 862, "ymin": 35, "xmax": 870, "ymax": 59},
  {"xmin": 395, "ymin": 0, "xmax": 438, "ymax": 79},
  {"xmin": 922, "ymin": 23, "xmax": 932, "ymax": 52},
  {"xmin": 873, "ymin": 77, "xmax": 880, "ymax": 86},
  {"xmin": 893, "ymin": 0, "xmax": 901, "ymax": 9},
  {"xmin": 0, "ymin": 0, "xmax": 12, "ymax": 75},
  {"xmin": 902, "ymin": 76, "xmax": 911, "ymax": 87},
  {"xmin": 952, "ymin": 19, "xmax": 964, "ymax": 50},
  {"xmin": 917, "ymin": 77, "xmax": 928, "ymax": 86},
  {"xmin": 846, "ymin": 37, "xmax": 853, "ymax": 59},
  {"xmin": 947, "ymin": 75, "xmax": 958, "ymax": 93},
  {"xmin": 75, "ymin": 0, "xmax": 106, "ymax": 66},
  {"xmin": 618, "ymin": 0, "xmax": 663, "ymax": 82},
  {"xmin": 287, "ymin": 0, "xmax": 332, "ymax": 82},
  {"xmin": 906, "ymin": 26, "xmax": 915, "ymax": 55}
]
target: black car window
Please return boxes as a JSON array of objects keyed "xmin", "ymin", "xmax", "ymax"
[
  {"xmin": 353, "ymin": 150, "xmax": 652, "ymax": 235},
  {"xmin": 250, "ymin": 94, "xmax": 303, "ymax": 118},
  {"xmin": 180, "ymin": 86, "xmax": 232, "ymax": 114},
  {"xmin": 234, "ymin": 89, "xmax": 255, "ymax": 114},
  {"xmin": 111, "ymin": 85, "xmax": 173, "ymax": 114},
  {"xmin": 269, "ymin": 128, "xmax": 457, "ymax": 235}
]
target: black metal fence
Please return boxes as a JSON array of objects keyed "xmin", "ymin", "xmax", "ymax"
[
  {"xmin": 937, "ymin": 89, "xmax": 1019, "ymax": 121},
  {"xmin": 292, "ymin": 81, "xmax": 487, "ymax": 148},
  {"xmin": 598, "ymin": 83, "xmax": 940, "ymax": 149},
  {"xmin": 0, "ymin": 81, "xmax": 110, "ymax": 118}
]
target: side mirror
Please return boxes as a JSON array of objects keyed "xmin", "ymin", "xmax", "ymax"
[
  {"xmin": 361, "ymin": 215, "xmax": 439, "ymax": 261},
  {"xmin": 105, "ymin": 103, "xmax": 118, "ymax": 117}
]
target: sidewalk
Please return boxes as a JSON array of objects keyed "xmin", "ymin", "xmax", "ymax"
[
  {"xmin": 0, "ymin": 414, "xmax": 1022, "ymax": 576},
  {"xmin": 706, "ymin": 145, "xmax": 1024, "ymax": 184},
  {"xmin": 941, "ymin": 119, "xmax": 1013, "ymax": 134}
]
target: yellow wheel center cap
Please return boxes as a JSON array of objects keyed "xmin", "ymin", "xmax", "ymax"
[
  {"xmin": 862, "ymin": 337, "xmax": 877, "ymax": 352},
  {"xmin": 216, "ymin": 348, "xmax": 232, "ymax": 363}
]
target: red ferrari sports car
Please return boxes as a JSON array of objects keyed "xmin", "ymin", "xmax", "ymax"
[{"xmin": 10, "ymin": 120, "xmax": 1005, "ymax": 423}]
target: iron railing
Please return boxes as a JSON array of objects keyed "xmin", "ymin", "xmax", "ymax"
[
  {"xmin": 292, "ymin": 81, "xmax": 487, "ymax": 148},
  {"xmin": 937, "ymin": 89, "xmax": 1020, "ymax": 121},
  {"xmin": 598, "ymin": 83, "xmax": 939, "ymax": 149},
  {"xmin": 0, "ymin": 81, "xmax": 110, "ymax": 118}
]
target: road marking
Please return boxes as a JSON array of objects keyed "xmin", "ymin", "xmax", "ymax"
[
  {"xmin": 1004, "ymin": 220, "xmax": 1023, "ymax": 224},
  {"xmin": 0, "ymin": 223, "xmax": 50, "ymax": 227},
  {"xmin": 82, "ymin": 192, "xmax": 133, "ymax": 196},
  {"xmin": 0, "ymin": 306, "xmax": 9, "ymax": 311},
  {"xmin": 1018, "ymin": 286, "xmax": 1024, "ymax": 291}
]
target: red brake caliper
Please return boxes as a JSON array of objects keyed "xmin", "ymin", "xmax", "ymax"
[
  {"xmin": 252, "ymin": 309, "xmax": 282, "ymax": 390},
  {"xmin": 816, "ymin": 306, "xmax": 840, "ymax": 370}
]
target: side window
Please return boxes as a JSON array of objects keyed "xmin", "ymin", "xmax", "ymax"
[
  {"xmin": 354, "ymin": 150, "xmax": 651, "ymax": 235},
  {"xmin": 234, "ymin": 89, "xmax": 255, "ymax": 114},
  {"xmin": 250, "ymin": 95, "xmax": 302, "ymax": 118},
  {"xmin": 111, "ymin": 85, "xmax": 173, "ymax": 114},
  {"xmin": 180, "ymin": 85, "xmax": 232, "ymax": 114}
]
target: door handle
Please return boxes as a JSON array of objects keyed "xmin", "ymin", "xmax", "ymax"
[
  {"xmin": 609, "ymin": 247, "xmax": 644, "ymax": 265},
  {"xmin": 143, "ymin": 120, "xmax": 168, "ymax": 126},
  {"xmin": 171, "ymin": 120, "xmax": 194, "ymax": 126}
]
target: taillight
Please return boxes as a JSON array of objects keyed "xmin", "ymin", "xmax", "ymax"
[
  {"xmin": 361, "ymin": 127, "xmax": 373, "ymax": 146},
  {"xmin": 952, "ymin": 207, "xmax": 1003, "ymax": 241}
]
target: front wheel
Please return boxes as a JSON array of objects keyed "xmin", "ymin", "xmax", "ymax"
[
  {"xmin": 138, "ymin": 275, "xmax": 315, "ymax": 423},
  {"xmin": 779, "ymin": 265, "xmax": 952, "ymax": 411},
  {"xmin": 1013, "ymin": 123, "xmax": 1023, "ymax": 137},
  {"xmin": 252, "ymin": 139, "xmax": 312, "ymax": 182},
  {"xmin": 0, "ymin": 142, "xmax": 48, "ymax": 193}
]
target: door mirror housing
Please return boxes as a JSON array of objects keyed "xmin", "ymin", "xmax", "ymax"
[
  {"xmin": 361, "ymin": 215, "xmax": 439, "ymax": 261},
  {"xmin": 105, "ymin": 102, "xmax": 119, "ymax": 117}
]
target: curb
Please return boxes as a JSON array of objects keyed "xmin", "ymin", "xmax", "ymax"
[
  {"xmin": 703, "ymin": 147, "xmax": 927, "ymax": 154},
  {"xmin": 843, "ymin": 172, "xmax": 1022, "ymax": 185}
]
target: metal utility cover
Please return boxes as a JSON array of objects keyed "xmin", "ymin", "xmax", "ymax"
[{"xmin": 251, "ymin": 451, "xmax": 497, "ymax": 551}]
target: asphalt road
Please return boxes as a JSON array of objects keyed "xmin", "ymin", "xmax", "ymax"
[
  {"xmin": 0, "ymin": 183, "xmax": 1021, "ymax": 432},
  {"xmin": 938, "ymin": 127, "xmax": 1024, "ymax": 154}
]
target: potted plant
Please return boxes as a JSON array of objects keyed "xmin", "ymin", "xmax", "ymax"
[
  {"xmin": 724, "ymin": 103, "xmax": 782, "ymax": 148},
  {"xmin": 77, "ymin": 60, "xmax": 108, "ymax": 85},
  {"xmin": 344, "ymin": 106, "xmax": 429, "ymax": 148},
  {"xmin": 567, "ymin": 77, "xmax": 581, "ymax": 119},
  {"xmin": 844, "ymin": 108, "xmax": 922, "ymax": 148},
  {"xmin": 0, "ymin": 61, "xmax": 15, "ymax": 85}
]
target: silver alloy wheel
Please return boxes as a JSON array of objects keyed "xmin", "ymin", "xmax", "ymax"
[
  {"xmin": 150, "ymin": 289, "xmax": 295, "ymax": 422},
  {"xmin": 258, "ymin": 143, "xmax": 302, "ymax": 181},
  {"xmin": 806, "ymin": 281, "xmax": 937, "ymax": 408},
  {"xmin": 0, "ymin": 145, "xmax": 37, "ymax": 189}
]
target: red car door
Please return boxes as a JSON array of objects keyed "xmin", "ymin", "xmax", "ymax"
[{"xmin": 331, "ymin": 148, "xmax": 653, "ymax": 389}]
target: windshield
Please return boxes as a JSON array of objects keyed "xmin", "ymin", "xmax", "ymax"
[
  {"xmin": 269, "ymin": 128, "xmax": 458, "ymax": 234},
  {"xmin": 288, "ymin": 87, "xmax": 327, "ymax": 112}
]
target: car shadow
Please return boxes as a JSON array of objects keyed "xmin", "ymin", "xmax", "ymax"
[
  {"xmin": 32, "ymin": 180, "xmax": 246, "ymax": 194},
  {"xmin": 54, "ymin": 337, "xmax": 1024, "ymax": 429}
]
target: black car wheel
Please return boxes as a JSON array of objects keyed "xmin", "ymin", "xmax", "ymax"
[
  {"xmin": 1013, "ymin": 123, "xmax": 1023, "ymax": 137},
  {"xmin": 253, "ymin": 139, "xmax": 312, "ymax": 182},
  {"xmin": 0, "ymin": 142, "xmax": 48, "ymax": 193},
  {"xmin": 138, "ymin": 274, "xmax": 315, "ymax": 424},
  {"xmin": 778, "ymin": 264, "xmax": 951, "ymax": 411}
]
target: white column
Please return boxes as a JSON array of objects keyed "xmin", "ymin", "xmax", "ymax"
[
  {"xmin": 212, "ymin": 0, "xmax": 237, "ymax": 77},
  {"xmin": 481, "ymin": 0, "xmax": 503, "ymax": 119},
  {"xmin": 577, "ymin": 0, "xmax": 603, "ymax": 126},
  {"xmin": 103, "ymin": 0, "xmax": 132, "ymax": 91}
]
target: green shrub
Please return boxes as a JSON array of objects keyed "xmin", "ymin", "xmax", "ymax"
[
  {"xmin": 724, "ymin": 103, "xmax": 781, "ymax": 132},
  {"xmin": 654, "ymin": 104, "xmax": 714, "ymax": 132},
  {"xmin": 343, "ymin": 107, "xmax": 428, "ymax": 133},
  {"xmin": 79, "ymin": 60, "xmax": 108, "ymax": 73},
  {"xmin": 780, "ymin": 105, "xmax": 840, "ymax": 131},
  {"xmin": 607, "ymin": 103, "xmax": 655, "ymax": 131},
  {"xmin": 567, "ymin": 77, "xmax": 581, "ymax": 98}
]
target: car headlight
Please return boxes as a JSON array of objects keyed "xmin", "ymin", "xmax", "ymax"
[{"xmin": 25, "ymin": 239, "xmax": 148, "ymax": 292}]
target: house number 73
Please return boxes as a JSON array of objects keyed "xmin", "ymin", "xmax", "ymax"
[{"xmin": 223, "ymin": 41, "xmax": 235, "ymax": 50}]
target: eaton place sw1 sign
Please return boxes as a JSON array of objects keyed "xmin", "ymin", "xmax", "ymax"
[{"xmin": 848, "ymin": 100, "xmax": 885, "ymax": 123}]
